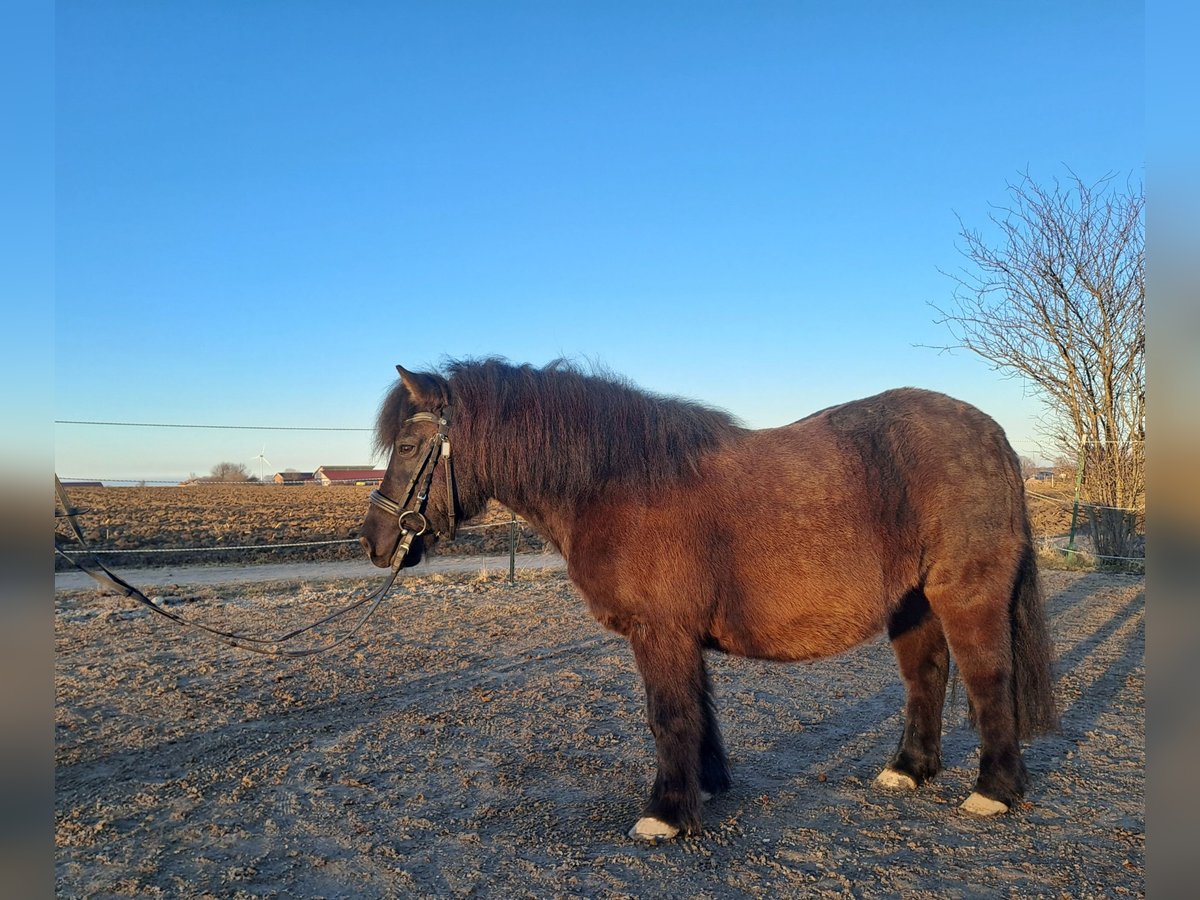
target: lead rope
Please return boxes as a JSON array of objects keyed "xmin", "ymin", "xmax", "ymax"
[{"xmin": 54, "ymin": 475, "xmax": 405, "ymax": 658}]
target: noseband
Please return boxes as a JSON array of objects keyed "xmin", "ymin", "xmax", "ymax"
[{"xmin": 368, "ymin": 409, "xmax": 458, "ymax": 569}]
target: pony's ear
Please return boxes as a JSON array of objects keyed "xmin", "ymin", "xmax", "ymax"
[{"xmin": 395, "ymin": 365, "xmax": 444, "ymax": 407}]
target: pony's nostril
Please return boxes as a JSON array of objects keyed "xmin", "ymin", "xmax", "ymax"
[{"xmin": 358, "ymin": 535, "xmax": 372, "ymax": 555}]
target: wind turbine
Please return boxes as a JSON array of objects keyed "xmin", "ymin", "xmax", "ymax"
[{"xmin": 254, "ymin": 446, "xmax": 272, "ymax": 484}]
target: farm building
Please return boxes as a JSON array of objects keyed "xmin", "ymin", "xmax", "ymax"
[
  {"xmin": 1029, "ymin": 469, "xmax": 1057, "ymax": 482},
  {"xmin": 313, "ymin": 465, "xmax": 386, "ymax": 486},
  {"xmin": 273, "ymin": 471, "xmax": 315, "ymax": 485}
]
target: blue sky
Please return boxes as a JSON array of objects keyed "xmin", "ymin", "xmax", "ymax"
[{"xmin": 54, "ymin": 1, "xmax": 1143, "ymax": 482}]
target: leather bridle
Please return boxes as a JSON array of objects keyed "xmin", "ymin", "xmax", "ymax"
[{"xmin": 368, "ymin": 408, "xmax": 459, "ymax": 569}]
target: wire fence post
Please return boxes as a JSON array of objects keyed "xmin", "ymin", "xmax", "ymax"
[
  {"xmin": 1065, "ymin": 445, "xmax": 1087, "ymax": 556},
  {"xmin": 508, "ymin": 512, "xmax": 517, "ymax": 583}
]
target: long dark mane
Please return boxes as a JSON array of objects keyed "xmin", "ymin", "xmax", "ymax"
[{"xmin": 377, "ymin": 358, "xmax": 741, "ymax": 504}]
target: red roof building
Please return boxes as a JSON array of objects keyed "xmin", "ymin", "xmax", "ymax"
[{"xmin": 313, "ymin": 465, "xmax": 386, "ymax": 486}]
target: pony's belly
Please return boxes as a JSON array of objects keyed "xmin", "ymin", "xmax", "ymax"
[{"xmin": 709, "ymin": 599, "xmax": 886, "ymax": 662}]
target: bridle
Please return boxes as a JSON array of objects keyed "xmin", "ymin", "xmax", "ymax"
[{"xmin": 368, "ymin": 408, "xmax": 459, "ymax": 569}]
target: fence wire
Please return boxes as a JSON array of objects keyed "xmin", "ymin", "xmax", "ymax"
[{"xmin": 54, "ymin": 520, "xmax": 516, "ymax": 557}]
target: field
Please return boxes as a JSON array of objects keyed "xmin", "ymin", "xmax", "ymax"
[
  {"xmin": 55, "ymin": 482, "xmax": 1092, "ymax": 571},
  {"xmin": 55, "ymin": 485, "xmax": 545, "ymax": 569},
  {"xmin": 55, "ymin": 567, "xmax": 1145, "ymax": 897}
]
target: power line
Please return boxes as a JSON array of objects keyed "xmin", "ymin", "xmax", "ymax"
[
  {"xmin": 55, "ymin": 419, "xmax": 369, "ymax": 432},
  {"xmin": 60, "ymin": 476, "xmax": 388, "ymax": 486}
]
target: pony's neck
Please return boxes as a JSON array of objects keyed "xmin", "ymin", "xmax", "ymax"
[
  {"xmin": 459, "ymin": 421, "xmax": 583, "ymax": 556},
  {"xmin": 494, "ymin": 492, "xmax": 578, "ymax": 558},
  {"xmin": 444, "ymin": 360, "xmax": 736, "ymax": 556}
]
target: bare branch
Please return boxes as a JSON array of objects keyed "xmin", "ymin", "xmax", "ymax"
[{"xmin": 934, "ymin": 170, "xmax": 1145, "ymax": 557}]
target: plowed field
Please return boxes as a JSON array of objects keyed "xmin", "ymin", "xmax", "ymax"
[{"xmin": 55, "ymin": 485, "xmax": 544, "ymax": 569}]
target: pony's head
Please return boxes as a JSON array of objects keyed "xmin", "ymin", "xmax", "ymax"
[{"xmin": 359, "ymin": 365, "xmax": 457, "ymax": 569}]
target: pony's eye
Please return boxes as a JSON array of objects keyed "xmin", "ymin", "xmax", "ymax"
[{"xmin": 397, "ymin": 443, "xmax": 416, "ymax": 454}]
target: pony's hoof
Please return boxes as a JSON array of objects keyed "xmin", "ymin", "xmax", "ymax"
[
  {"xmin": 875, "ymin": 768, "xmax": 917, "ymax": 790},
  {"xmin": 960, "ymin": 791, "xmax": 1009, "ymax": 815},
  {"xmin": 628, "ymin": 816, "xmax": 680, "ymax": 841},
  {"xmin": 700, "ymin": 790, "xmax": 714, "ymax": 803}
]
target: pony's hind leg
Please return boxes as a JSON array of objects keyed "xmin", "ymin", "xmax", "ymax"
[
  {"xmin": 876, "ymin": 589, "xmax": 949, "ymax": 792},
  {"xmin": 925, "ymin": 563, "xmax": 1027, "ymax": 814},
  {"xmin": 627, "ymin": 630, "xmax": 712, "ymax": 840}
]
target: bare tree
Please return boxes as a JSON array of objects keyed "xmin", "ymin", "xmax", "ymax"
[
  {"xmin": 1018, "ymin": 455, "xmax": 1039, "ymax": 480},
  {"xmin": 203, "ymin": 462, "xmax": 253, "ymax": 483},
  {"xmin": 933, "ymin": 171, "xmax": 1144, "ymax": 560},
  {"xmin": 1051, "ymin": 454, "xmax": 1077, "ymax": 482}
]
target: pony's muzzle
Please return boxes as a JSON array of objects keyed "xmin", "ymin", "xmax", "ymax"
[{"xmin": 358, "ymin": 532, "xmax": 394, "ymax": 569}]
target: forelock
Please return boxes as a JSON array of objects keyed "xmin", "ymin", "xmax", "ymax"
[{"xmin": 374, "ymin": 380, "xmax": 415, "ymax": 456}]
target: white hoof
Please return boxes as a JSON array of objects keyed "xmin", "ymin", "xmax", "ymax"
[
  {"xmin": 961, "ymin": 791, "xmax": 1009, "ymax": 815},
  {"xmin": 875, "ymin": 768, "xmax": 918, "ymax": 791},
  {"xmin": 628, "ymin": 816, "xmax": 679, "ymax": 841}
]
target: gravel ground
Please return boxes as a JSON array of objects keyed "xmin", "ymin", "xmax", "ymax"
[{"xmin": 55, "ymin": 567, "xmax": 1144, "ymax": 898}]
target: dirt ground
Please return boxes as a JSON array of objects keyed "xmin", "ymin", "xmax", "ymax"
[{"xmin": 55, "ymin": 566, "xmax": 1144, "ymax": 898}]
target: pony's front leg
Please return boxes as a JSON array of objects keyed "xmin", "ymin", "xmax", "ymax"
[{"xmin": 627, "ymin": 628, "xmax": 708, "ymax": 840}]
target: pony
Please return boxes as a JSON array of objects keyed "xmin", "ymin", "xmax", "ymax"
[{"xmin": 358, "ymin": 359, "xmax": 1057, "ymax": 840}]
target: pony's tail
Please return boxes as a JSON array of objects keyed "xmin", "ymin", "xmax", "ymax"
[{"xmin": 1010, "ymin": 542, "xmax": 1059, "ymax": 739}]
